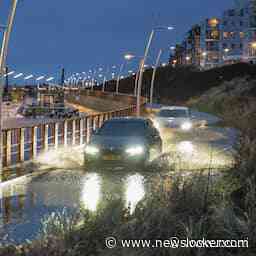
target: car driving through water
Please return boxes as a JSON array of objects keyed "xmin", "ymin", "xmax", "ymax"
[
  {"xmin": 153, "ymin": 106, "xmax": 193, "ymax": 131},
  {"xmin": 84, "ymin": 117, "xmax": 162, "ymax": 169}
]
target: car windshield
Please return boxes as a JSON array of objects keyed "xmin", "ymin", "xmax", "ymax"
[
  {"xmin": 98, "ymin": 121, "xmax": 146, "ymax": 136},
  {"xmin": 158, "ymin": 109, "xmax": 188, "ymax": 118}
]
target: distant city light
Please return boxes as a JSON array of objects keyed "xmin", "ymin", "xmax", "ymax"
[
  {"xmin": 36, "ymin": 76, "xmax": 45, "ymax": 81},
  {"xmin": 24, "ymin": 74, "xmax": 34, "ymax": 80},
  {"xmin": 46, "ymin": 77, "xmax": 54, "ymax": 82},
  {"xmin": 124, "ymin": 54, "xmax": 135, "ymax": 60},
  {"xmin": 4, "ymin": 70, "xmax": 15, "ymax": 77},
  {"xmin": 13, "ymin": 73, "xmax": 23, "ymax": 79}
]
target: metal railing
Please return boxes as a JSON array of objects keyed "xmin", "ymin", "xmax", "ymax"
[{"xmin": 2, "ymin": 99, "xmax": 141, "ymax": 168}]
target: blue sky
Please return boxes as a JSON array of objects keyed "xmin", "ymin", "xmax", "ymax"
[{"xmin": 1, "ymin": 0, "xmax": 234, "ymax": 82}]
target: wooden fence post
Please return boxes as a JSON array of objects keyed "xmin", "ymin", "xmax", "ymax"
[
  {"xmin": 32, "ymin": 127, "xmax": 38, "ymax": 158},
  {"xmin": 19, "ymin": 128, "xmax": 25, "ymax": 162},
  {"xmin": 44, "ymin": 124, "xmax": 49, "ymax": 151},
  {"xmin": 54, "ymin": 123, "xmax": 59, "ymax": 150},
  {"xmin": 6, "ymin": 130, "xmax": 11, "ymax": 166}
]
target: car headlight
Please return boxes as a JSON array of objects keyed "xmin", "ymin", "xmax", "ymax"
[
  {"xmin": 125, "ymin": 146, "xmax": 144, "ymax": 156},
  {"xmin": 85, "ymin": 145, "xmax": 99, "ymax": 155},
  {"xmin": 181, "ymin": 122, "xmax": 192, "ymax": 131}
]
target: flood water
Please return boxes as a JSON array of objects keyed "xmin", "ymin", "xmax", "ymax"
[
  {"xmin": 0, "ymin": 167, "xmax": 170, "ymax": 244},
  {"xmin": 0, "ymin": 111, "xmax": 237, "ymax": 244}
]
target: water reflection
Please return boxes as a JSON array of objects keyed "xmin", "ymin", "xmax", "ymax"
[
  {"xmin": 125, "ymin": 174, "xmax": 145, "ymax": 213},
  {"xmin": 81, "ymin": 173, "xmax": 101, "ymax": 212},
  {"xmin": 0, "ymin": 169, "xmax": 154, "ymax": 244},
  {"xmin": 80, "ymin": 173, "xmax": 145, "ymax": 214}
]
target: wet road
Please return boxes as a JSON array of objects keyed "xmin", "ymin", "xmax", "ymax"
[{"xmin": 0, "ymin": 111, "xmax": 238, "ymax": 244}]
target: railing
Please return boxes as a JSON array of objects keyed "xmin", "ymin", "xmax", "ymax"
[{"xmin": 2, "ymin": 104, "xmax": 138, "ymax": 168}]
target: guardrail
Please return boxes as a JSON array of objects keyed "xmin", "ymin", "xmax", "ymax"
[{"xmin": 2, "ymin": 104, "xmax": 138, "ymax": 169}]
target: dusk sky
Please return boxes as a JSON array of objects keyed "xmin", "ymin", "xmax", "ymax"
[{"xmin": 1, "ymin": 0, "xmax": 234, "ymax": 81}]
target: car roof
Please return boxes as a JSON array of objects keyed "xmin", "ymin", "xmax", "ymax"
[{"xmin": 160, "ymin": 106, "xmax": 189, "ymax": 111}]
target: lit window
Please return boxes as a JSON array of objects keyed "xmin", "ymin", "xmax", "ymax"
[
  {"xmin": 240, "ymin": 32, "xmax": 245, "ymax": 38},
  {"xmin": 211, "ymin": 30, "xmax": 219, "ymax": 39},
  {"xmin": 208, "ymin": 18, "xmax": 219, "ymax": 27},
  {"xmin": 223, "ymin": 32, "xmax": 229, "ymax": 39}
]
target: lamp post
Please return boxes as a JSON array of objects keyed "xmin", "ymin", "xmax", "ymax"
[
  {"xmin": 91, "ymin": 69, "xmax": 97, "ymax": 91},
  {"xmin": 149, "ymin": 48, "xmax": 162, "ymax": 107},
  {"xmin": 136, "ymin": 26, "xmax": 174, "ymax": 117},
  {"xmin": 102, "ymin": 67, "xmax": 110, "ymax": 92},
  {"xmin": 116, "ymin": 54, "xmax": 134, "ymax": 94},
  {"xmin": 0, "ymin": 0, "xmax": 18, "ymax": 173}
]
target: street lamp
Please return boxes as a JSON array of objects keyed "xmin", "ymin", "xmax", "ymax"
[
  {"xmin": 150, "ymin": 49, "xmax": 162, "ymax": 107},
  {"xmin": 90, "ymin": 69, "xmax": 97, "ymax": 91},
  {"xmin": 116, "ymin": 54, "xmax": 135, "ymax": 94},
  {"xmin": 136, "ymin": 26, "xmax": 174, "ymax": 117},
  {"xmin": 13, "ymin": 72, "xmax": 23, "ymax": 79},
  {"xmin": 0, "ymin": 1, "xmax": 19, "ymax": 171}
]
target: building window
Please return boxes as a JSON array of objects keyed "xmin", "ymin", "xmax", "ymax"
[
  {"xmin": 240, "ymin": 21, "xmax": 243, "ymax": 26},
  {"xmin": 240, "ymin": 43, "xmax": 243, "ymax": 49},
  {"xmin": 240, "ymin": 32, "xmax": 245, "ymax": 38},
  {"xmin": 223, "ymin": 32, "xmax": 235, "ymax": 39},
  {"xmin": 223, "ymin": 20, "xmax": 228, "ymax": 26},
  {"xmin": 240, "ymin": 9, "xmax": 244, "ymax": 17},
  {"xmin": 231, "ymin": 44, "xmax": 236, "ymax": 50},
  {"xmin": 223, "ymin": 43, "xmax": 228, "ymax": 49},
  {"xmin": 223, "ymin": 32, "xmax": 229, "ymax": 39}
]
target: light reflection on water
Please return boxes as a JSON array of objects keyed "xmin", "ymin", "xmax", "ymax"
[{"xmin": 0, "ymin": 169, "xmax": 155, "ymax": 244}]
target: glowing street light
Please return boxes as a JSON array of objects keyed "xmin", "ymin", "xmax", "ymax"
[
  {"xmin": 116, "ymin": 53, "xmax": 136, "ymax": 94},
  {"xmin": 24, "ymin": 74, "xmax": 34, "ymax": 80},
  {"xmin": 3, "ymin": 70, "xmax": 15, "ymax": 77},
  {"xmin": 36, "ymin": 76, "xmax": 45, "ymax": 81},
  {"xmin": 46, "ymin": 77, "xmax": 55, "ymax": 82},
  {"xmin": 136, "ymin": 25, "xmax": 174, "ymax": 116},
  {"xmin": 13, "ymin": 72, "xmax": 23, "ymax": 79}
]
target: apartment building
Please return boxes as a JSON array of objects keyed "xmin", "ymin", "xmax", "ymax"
[
  {"xmin": 170, "ymin": 0, "xmax": 256, "ymax": 68},
  {"xmin": 243, "ymin": 0, "xmax": 256, "ymax": 62}
]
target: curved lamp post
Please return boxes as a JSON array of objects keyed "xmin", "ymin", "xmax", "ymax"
[
  {"xmin": 149, "ymin": 48, "xmax": 162, "ymax": 107},
  {"xmin": 136, "ymin": 26, "xmax": 174, "ymax": 117},
  {"xmin": 116, "ymin": 54, "xmax": 134, "ymax": 94},
  {"xmin": 0, "ymin": 0, "xmax": 19, "ymax": 172}
]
